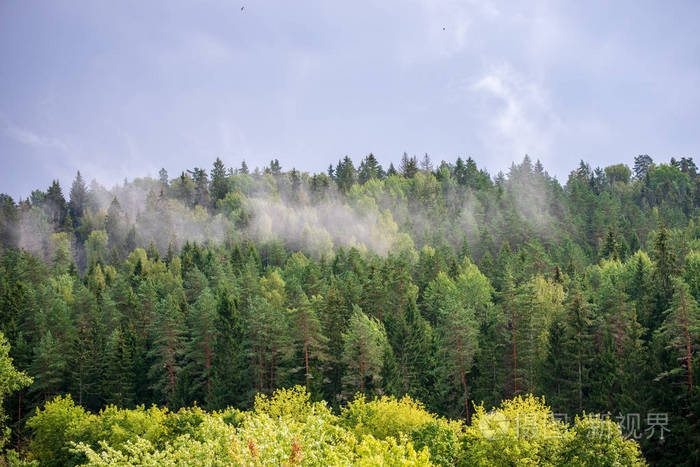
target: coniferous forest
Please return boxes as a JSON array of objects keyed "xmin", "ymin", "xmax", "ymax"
[{"xmin": 0, "ymin": 153, "xmax": 699, "ymax": 465}]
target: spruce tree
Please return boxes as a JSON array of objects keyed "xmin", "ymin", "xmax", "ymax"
[
  {"xmin": 210, "ymin": 157, "xmax": 229, "ymax": 205},
  {"xmin": 68, "ymin": 171, "xmax": 89, "ymax": 226},
  {"xmin": 148, "ymin": 295, "xmax": 185, "ymax": 406},
  {"xmin": 659, "ymin": 278, "xmax": 699, "ymax": 394},
  {"xmin": 341, "ymin": 306, "xmax": 388, "ymax": 397},
  {"xmin": 211, "ymin": 288, "xmax": 246, "ymax": 408}
]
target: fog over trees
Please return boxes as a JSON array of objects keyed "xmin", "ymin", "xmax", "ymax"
[{"xmin": 0, "ymin": 153, "xmax": 698, "ymax": 465}]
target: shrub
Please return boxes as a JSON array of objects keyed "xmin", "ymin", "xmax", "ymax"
[
  {"xmin": 411, "ymin": 420, "xmax": 461, "ymax": 465},
  {"xmin": 560, "ymin": 414, "xmax": 645, "ymax": 466},
  {"xmin": 340, "ymin": 394, "xmax": 436, "ymax": 440},
  {"xmin": 26, "ymin": 395, "xmax": 95, "ymax": 467},
  {"xmin": 459, "ymin": 394, "xmax": 570, "ymax": 466}
]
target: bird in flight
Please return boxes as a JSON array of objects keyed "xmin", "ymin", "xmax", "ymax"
[{"xmin": 241, "ymin": 6, "xmax": 245, "ymax": 11}]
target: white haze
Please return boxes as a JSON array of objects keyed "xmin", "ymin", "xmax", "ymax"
[{"xmin": 15, "ymin": 166, "xmax": 559, "ymax": 264}]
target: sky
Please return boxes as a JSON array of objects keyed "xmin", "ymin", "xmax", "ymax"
[{"xmin": 1, "ymin": 0, "xmax": 699, "ymax": 200}]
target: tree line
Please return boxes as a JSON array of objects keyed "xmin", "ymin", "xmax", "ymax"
[{"xmin": 0, "ymin": 153, "xmax": 699, "ymax": 464}]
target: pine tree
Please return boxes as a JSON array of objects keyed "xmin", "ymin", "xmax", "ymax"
[
  {"xmin": 0, "ymin": 194, "xmax": 19, "ymax": 249},
  {"xmin": 335, "ymin": 156, "xmax": 356, "ymax": 193},
  {"xmin": 105, "ymin": 197, "xmax": 125, "ymax": 252},
  {"xmin": 240, "ymin": 160, "xmax": 249, "ymax": 175},
  {"xmin": 601, "ymin": 226, "xmax": 619, "ymax": 260},
  {"xmin": 651, "ymin": 221, "xmax": 677, "ymax": 327},
  {"xmin": 188, "ymin": 168, "xmax": 211, "ymax": 207},
  {"xmin": 358, "ymin": 153, "xmax": 384, "ymax": 183},
  {"xmin": 402, "ymin": 300, "xmax": 435, "ymax": 404},
  {"xmin": 400, "ymin": 152, "xmax": 419, "ymax": 178},
  {"xmin": 499, "ymin": 267, "xmax": 520, "ymax": 396},
  {"xmin": 561, "ymin": 285, "xmax": 594, "ymax": 412},
  {"xmin": 70, "ymin": 284, "xmax": 106, "ymax": 410},
  {"xmin": 30, "ymin": 331, "xmax": 66, "ymax": 402},
  {"xmin": 433, "ymin": 276, "xmax": 479, "ymax": 421},
  {"xmin": 246, "ymin": 271, "xmax": 290, "ymax": 395},
  {"xmin": 185, "ymin": 287, "xmax": 219, "ymax": 406},
  {"xmin": 289, "ymin": 292, "xmax": 328, "ymax": 391},
  {"xmin": 633, "ymin": 154, "xmax": 653, "ymax": 180},
  {"xmin": 148, "ymin": 295, "xmax": 185, "ymax": 406},
  {"xmin": 44, "ymin": 180, "xmax": 67, "ymax": 226},
  {"xmin": 320, "ymin": 281, "xmax": 350, "ymax": 401},
  {"xmin": 104, "ymin": 327, "xmax": 136, "ymax": 407},
  {"xmin": 659, "ymin": 278, "xmax": 699, "ymax": 394},
  {"xmin": 158, "ymin": 168, "xmax": 169, "ymax": 188},
  {"xmin": 210, "ymin": 288, "xmax": 245, "ymax": 408},
  {"xmin": 341, "ymin": 306, "xmax": 388, "ymax": 396},
  {"xmin": 420, "ymin": 153, "xmax": 433, "ymax": 173},
  {"xmin": 68, "ymin": 171, "xmax": 89, "ymax": 226},
  {"xmin": 516, "ymin": 276, "xmax": 564, "ymax": 395},
  {"xmin": 210, "ymin": 157, "xmax": 229, "ymax": 205}
]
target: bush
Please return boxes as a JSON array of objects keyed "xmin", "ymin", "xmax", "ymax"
[
  {"xmin": 26, "ymin": 395, "xmax": 95, "ymax": 467},
  {"xmin": 24, "ymin": 389, "xmax": 645, "ymax": 466},
  {"xmin": 340, "ymin": 394, "xmax": 436, "ymax": 440},
  {"xmin": 560, "ymin": 414, "xmax": 645, "ymax": 466},
  {"xmin": 340, "ymin": 394, "xmax": 462, "ymax": 465},
  {"xmin": 459, "ymin": 395, "xmax": 646, "ymax": 466},
  {"xmin": 92, "ymin": 405, "xmax": 168, "ymax": 451},
  {"xmin": 411, "ymin": 420, "xmax": 461, "ymax": 465}
]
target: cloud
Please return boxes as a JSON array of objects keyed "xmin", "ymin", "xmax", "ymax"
[
  {"xmin": 470, "ymin": 65, "xmax": 562, "ymax": 163},
  {"xmin": 1, "ymin": 116, "xmax": 70, "ymax": 152}
]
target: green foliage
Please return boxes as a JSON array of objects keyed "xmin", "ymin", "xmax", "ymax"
[
  {"xmin": 0, "ymin": 332, "xmax": 32, "ymax": 450},
  {"xmin": 26, "ymin": 395, "xmax": 93, "ymax": 466},
  {"xmin": 23, "ymin": 387, "xmax": 649, "ymax": 466},
  {"xmin": 460, "ymin": 395, "xmax": 569, "ymax": 466},
  {"xmin": 340, "ymin": 394, "xmax": 462, "ymax": 465},
  {"xmin": 5, "ymin": 154, "xmax": 700, "ymax": 463},
  {"xmin": 560, "ymin": 414, "xmax": 645, "ymax": 466},
  {"xmin": 340, "ymin": 394, "xmax": 439, "ymax": 440},
  {"xmin": 341, "ymin": 307, "xmax": 388, "ymax": 396},
  {"xmin": 461, "ymin": 394, "xmax": 646, "ymax": 466},
  {"xmin": 27, "ymin": 387, "xmax": 435, "ymax": 466}
]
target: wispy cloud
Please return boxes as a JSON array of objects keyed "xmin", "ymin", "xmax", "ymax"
[
  {"xmin": 1, "ymin": 115, "xmax": 70, "ymax": 152},
  {"xmin": 470, "ymin": 65, "xmax": 562, "ymax": 163}
]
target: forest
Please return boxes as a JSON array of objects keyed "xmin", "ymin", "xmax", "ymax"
[{"xmin": 0, "ymin": 153, "xmax": 698, "ymax": 465}]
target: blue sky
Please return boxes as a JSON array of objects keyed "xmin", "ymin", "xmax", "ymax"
[{"xmin": 1, "ymin": 0, "xmax": 699, "ymax": 199}]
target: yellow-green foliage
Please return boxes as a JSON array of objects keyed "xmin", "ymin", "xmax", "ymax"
[
  {"xmin": 559, "ymin": 414, "xmax": 645, "ymax": 466},
  {"xmin": 26, "ymin": 395, "xmax": 95, "ymax": 467},
  {"xmin": 461, "ymin": 395, "xmax": 569, "ymax": 466},
  {"xmin": 76, "ymin": 416, "xmax": 240, "ymax": 466},
  {"xmin": 253, "ymin": 386, "xmax": 327, "ymax": 422},
  {"xmin": 460, "ymin": 395, "xmax": 646, "ymax": 466},
  {"xmin": 340, "ymin": 395, "xmax": 462, "ymax": 465},
  {"xmin": 353, "ymin": 434, "xmax": 431, "ymax": 466},
  {"xmin": 341, "ymin": 394, "xmax": 440, "ymax": 440},
  {"xmin": 25, "ymin": 387, "xmax": 431, "ymax": 466},
  {"xmin": 23, "ymin": 388, "xmax": 645, "ymax": 466}
]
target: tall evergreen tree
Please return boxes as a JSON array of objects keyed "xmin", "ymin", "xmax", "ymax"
[
  {"xmin": 68, "ymin": 171, "xmax": 89, "ymax": 228},
  {"xmin": 185, "ymin": 287, "xmax": 219, "ymax": 406},
  {"xmin": 148, "ymin": 296, "xmax": 185, "ymax": 406},
  {"xmin": 341, "ymin": 306, "xmax": 388, "ymax": 396},
  {"xmin": 211, "ymin": 288, "xmax": 246, "ymax": 408},
  {"xmin": 209, "ymin": 158, "xmax": 229, "ymax": 205},
  {"xmin": 659, "ymin": 278, "xmax": 699, "ymax": 394},
  {"xmin": 400, "ymin": 152, "xmax": 419, "ymax": 178}
]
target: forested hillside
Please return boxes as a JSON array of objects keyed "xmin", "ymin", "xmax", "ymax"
[{"xmin": 0, "ymin": 153, "xmax": 699, "ymax": 465}]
